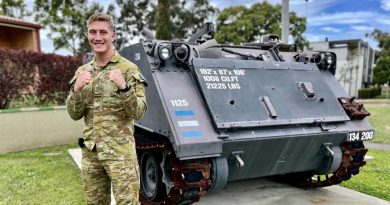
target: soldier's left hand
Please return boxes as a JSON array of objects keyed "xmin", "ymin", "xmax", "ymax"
[{"xmin": 109, "ymin": 69, "xmax": 126, "ymax": 89}]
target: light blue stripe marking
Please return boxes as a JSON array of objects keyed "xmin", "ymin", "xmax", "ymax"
[
  {"xmin": 182, "ymin": 131, "xmax": 203, "ymax": 138},
  {"xmin": 174, "ymin": 110, "xmax": 195, "ymax": 116},
  {"xmin": 178, "ymin": 120, "xmax": 199, "ymax": 127}
]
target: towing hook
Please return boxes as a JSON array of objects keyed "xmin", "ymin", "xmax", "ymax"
[
  {"xmin": 231, "ymin": 151, "xmax": 245, "ymax": 168},
  {"xmin": 322, "ymin": 143, "xmax": 335, "ymax": 156},
  {"xmin": 235, "ymin": 155, "xmax": 245, "ymax": 168}
]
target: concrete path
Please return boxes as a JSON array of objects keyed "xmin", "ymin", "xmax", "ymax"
[
  {"xmin": 197, "ymin": 178, "xmax": 389, "ymax": 205},
  {"xmin": 365, "ymin": 142, "xmax": 390, "ymax": 151},
  {"xmin": 361, "ymin": 99, "xmax": 390, "ymax": 107},
  {"xmin": 68, "ymin": 148, "xmax": 390, "ymax": 205}
]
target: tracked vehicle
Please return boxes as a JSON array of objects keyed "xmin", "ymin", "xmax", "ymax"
[{"xmin": 120, "ymin": 23, "xmax": 373, "ymax": 204}]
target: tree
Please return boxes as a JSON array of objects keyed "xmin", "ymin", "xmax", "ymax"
[
  {"xmin": 0, "ymin": 0, "xmax": 31, "ymax": 19},
  {"xmin": 370, "ymin": 29, "xmax": 390, "ymax": 57},
  {"xmin": 215, "ymin": 2, "xmax": 307, "ymax": 49},
  {"xmin": 34, "ymin": 0, "xmax": 103, "ymax": 56},
  {"xmin": 168, "ymin": 0, "xmax": 216, "ymax": 40},
  {"xmin": 373, "ymin": 56, "xmax": 390, "ymax": 84},
  {"xmin": 115, "ymin": 0, "xmax": 154, "ymax": 50},
  {"xmin": 369, "ymin": 29, "xmax": 390, "ymax": 84},
  {"xmin": 156, "ymin": 0, "xmax": 172, "ymax": 40},
  {"xmin": 114, "ymin": 0, "xmax": 216, "ymax": 49}
]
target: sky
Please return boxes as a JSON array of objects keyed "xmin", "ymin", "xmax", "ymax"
[{"xmin": 24, "ymin": 0, "xmax": 390, "ymax": 55}]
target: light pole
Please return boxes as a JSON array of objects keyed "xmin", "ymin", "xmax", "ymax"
[{"xmin": 281, "ymin": 0, "xmax": 289, "ymax": 44}]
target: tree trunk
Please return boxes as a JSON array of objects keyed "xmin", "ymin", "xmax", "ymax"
[{"xmin": 156, "ymin": 0, "xmax": 172, "ymax": 40}]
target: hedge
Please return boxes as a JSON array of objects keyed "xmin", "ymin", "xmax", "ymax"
[
  {"xmin": 0, "ymin": 49, "xmax": 82, "ymax": 109},
  {"xmin": 358, "ymin": 87, "xmax": 382, "ymax": 99}
]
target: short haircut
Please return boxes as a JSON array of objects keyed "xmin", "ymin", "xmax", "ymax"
[{"xmin": 87, "ymin": 13, "xmax": 114, "ymax": 31}]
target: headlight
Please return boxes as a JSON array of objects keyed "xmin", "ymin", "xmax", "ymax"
[
  {"xmin": 174, "ymin": 45, "xmax": 189, "ymax": 62},
  {"xmin": 325, "ymin": 53, "xmax": 334, "ymax": 65},
  {"xmin": 311, "ymin": 54, "xmax": 322, "ymax": 64},
  {"xmin": 158, "ymin": 45, "xmax": 172, "ymax": 61}
]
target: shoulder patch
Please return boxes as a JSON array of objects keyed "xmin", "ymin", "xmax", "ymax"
[
  {"xmin": 134, "ymin": 73, "xmax": 148, "ymax": 87},
  {"xmin": 139, "ymin": 73, "xmax": 148, "ymax": 87}
]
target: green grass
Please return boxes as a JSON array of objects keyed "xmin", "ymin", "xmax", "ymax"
[
  {"xmin": 0, "ymin": 144, "xmax": 85, "ymax": 205},
  {"xmin": 342, "ymin": 106, "xmax": 390, "ymax": 201},
  {"xmin": 374, "ymin": 94, "xmax": 390, "ymax": 99},
  {"xmin": 366, "ymin": 107, "xmax": 390, "ymax": 144},
  {"xmin": 342, "ymin": 149, "xmax": 390, "ymax": 202}
]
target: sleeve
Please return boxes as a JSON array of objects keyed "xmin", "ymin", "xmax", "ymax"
[
  {"xmin": 65, "ymin": 68, "xmax": 86, "ymax": 121},
  {"xmin": 120, "ymin": 70, "xmax": 148, "ymax": 120}
]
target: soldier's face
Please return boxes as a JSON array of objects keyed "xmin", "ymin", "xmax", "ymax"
[{"xmin": 87, "ymin": 21, "xmax": 115, "ymax": 55}]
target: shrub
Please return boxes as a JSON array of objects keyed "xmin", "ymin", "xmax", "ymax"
[
  {"xmin": 0, "ymin": 49, "xmax": 82, "ymax": 109},
  {"xmin": 375, "ymin": 87, "xmax": 382, "ymax": 96},
  {"xmin": 0, "ymin": 50, "xmax": 35, "ymax": 109},
  {"xmin": 358, "ymin": 87, "xmax": 382, "ymax": 99},
  {"xmin": 358, "ymin": 88, "xmax": 372, "ymax": 99},
  {"xmin": 35, "ymin": 53, "xmax": 82, "ymax": 105}
]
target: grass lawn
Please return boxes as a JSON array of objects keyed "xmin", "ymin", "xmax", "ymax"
[
  {"xmin": 0, "ymin": 144, "xmax": 85, "ymax": 205},
  {"xmin": 341, "ymin": 149, "xmax": 390, "ymax": 202},
  {"xmin": 340, "ymin": 106, "xmax": 390, "ymax": 201},
  {"xmin": 365, "ymin": 106, "xmax": 390, "ymax": 144}
]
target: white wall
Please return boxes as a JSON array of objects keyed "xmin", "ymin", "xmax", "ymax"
[{"xmin": 0, "ymin": 109, "xmax": 84, "ymax": 154}]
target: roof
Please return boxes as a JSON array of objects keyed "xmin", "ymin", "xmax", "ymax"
[
  {"xmin": 311, "ymin": 39, "xmax": 370, "ymax": 48},
  {"xmin": 0, "ymin": 15, "xmax": 41, "ymax": 29},
  {"xmin": 327, "ymin": 39, "xmax": 368, "ymax": 47}
]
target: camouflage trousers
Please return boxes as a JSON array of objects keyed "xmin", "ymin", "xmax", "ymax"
[{"xmin": 81, "ymin": 147, "xmax": 140, "ymax": 205}]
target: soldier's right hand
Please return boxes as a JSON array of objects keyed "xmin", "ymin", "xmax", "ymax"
[{"xmin": 74, "ymin": 71, "xmax": 92, "ymax": 93}]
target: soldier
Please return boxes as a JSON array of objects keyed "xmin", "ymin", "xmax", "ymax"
[{"xmin": 66, "ymin": 13, "xmax": 147, "ymax": 205}]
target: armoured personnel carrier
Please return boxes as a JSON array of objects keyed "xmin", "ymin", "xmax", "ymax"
[{"xmin": 120, "ymin": 23, "xmax": 374, "ymax": 204}]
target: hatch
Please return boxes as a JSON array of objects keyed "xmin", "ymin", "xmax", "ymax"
[{"xmin": 192, "ymin": 58, "xmax": 349, "ymax": 129}]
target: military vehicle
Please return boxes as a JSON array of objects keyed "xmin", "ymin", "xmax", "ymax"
[{"xmin": 120, "ymin": 23, "xmax": 373, "ymax": 204}]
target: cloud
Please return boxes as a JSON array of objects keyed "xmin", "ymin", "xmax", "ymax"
[
  {"xmin": 381, "ymin": 0, "xmax": 390, "ymax": 11},
  {"xmin": 39, "ymin": 29, "xmax": 72, "ymax": 55},
  {"xmin": 351, "ymin": 25, "xmax": 375, "ymax": 32},
  {"xmin": 40, "ymin": 37, "xmax": 55, "ymax": 54},
  {"xmin": 303, "ymin": 33, "xmax": 327, "ymax": 42},
  {"xmin": 378, "ymin": 19, "xmax": 390, "ymax": 25},
  {"xmin": 210, "ymin": 0, "xmax": 337, "ymax": 19},
  {"xmin": 210, "ymin": 0, "xmax": 255, "ymax": 9},
  {"xmin": 308, "ymin": 11, "xmax": 382, "ymax": 27},
  {"xmin": 321, "ymin": 27, "xmax": 341, "ymax": 33},
  {"xmin": 39, "ymin": 29, "xmax": 51, "ymax": 41},
  {"xmin": 40, "ymin": 39, "xmax": 71, "ymax": 56},
  {"xmin": 290, "ymin": 0, "xmax": 338, "ymax": 17}
]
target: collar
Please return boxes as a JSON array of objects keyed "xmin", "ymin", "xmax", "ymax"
[{"xmin": 90, "ymin": 51, "xmax": 121, "ymax": 68}]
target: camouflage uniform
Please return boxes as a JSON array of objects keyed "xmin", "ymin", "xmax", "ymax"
[{"xmin": 66, "ymin": 51, "xmax": 147, "ymax": 205}]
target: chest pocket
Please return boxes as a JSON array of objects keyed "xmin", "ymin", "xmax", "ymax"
[
  {"xmin": 97, "ymin": 70, "xmax": 122, "ymax": 108},
  {"xmin": 83, "ymin": 83, "xmax": 94, "ymax": 107}
]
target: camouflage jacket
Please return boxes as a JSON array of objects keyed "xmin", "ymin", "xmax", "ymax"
[{"xmin": 66, "ymin": 51, "xmax": 147, "ymax": 160}]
